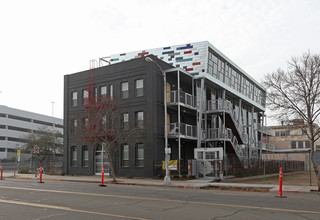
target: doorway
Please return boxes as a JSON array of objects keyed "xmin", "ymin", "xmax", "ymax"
[
  {"xmin": 194, "ymin": 148, "xmax": 223, "ymax": 179},
  {"xmin": 95, "ymin": 145, "xmax": 110, "ymax": 175}
]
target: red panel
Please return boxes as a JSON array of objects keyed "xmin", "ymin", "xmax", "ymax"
[
  {"xmin": 185, "ymin": 68, "xmax": 193, "ymax": 71},
  {"xmin": 138, "ymin": 52, "xmax": 149, "ymax": 56},
  {"xmin": 192, "ymin": 62, "xmax": 201, "ymax": 66},
  {"xmin": 184, "ymin": 51, "xmax": 192, "ymax": 54}
]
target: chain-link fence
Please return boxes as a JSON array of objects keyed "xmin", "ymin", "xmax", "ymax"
[
  {"xmin": 0, "ymin": 154, "xmax": 63, "ymax": 175},
  {"xmin": 153, "ymin": 159, "xmax": 305, "ymax": 179}
]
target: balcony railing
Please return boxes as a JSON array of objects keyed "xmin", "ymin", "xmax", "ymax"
[
  {"xmin": 168, "ymin": 90, "xmax": 195, "ymax": 108},
  {"xmin": 169, "ymin": 123, "xmax": 197, "ymax": 139}
]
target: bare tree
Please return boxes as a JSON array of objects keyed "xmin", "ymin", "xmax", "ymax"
[
  {"xmin": 73, "ymin": 95, "xmax": 140, "ymax": 182},
  {"xmin": 263, "ymin": 51, "xmax": 320, "ymax": 191}
]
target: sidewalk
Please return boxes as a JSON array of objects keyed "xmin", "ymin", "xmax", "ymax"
[{"xmin": 2, "ymin": 172, "xmax": 318, "ymax": 194}]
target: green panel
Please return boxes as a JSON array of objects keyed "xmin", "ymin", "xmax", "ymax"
[
  {"xmin": 176, "ymin": 58, "xmax": 193, "ymax": 62},
  {"xmin": 162, "ymin": 51, "xmax": 174, "ymax": 55},
  {"xmin": 110, "ymin": 58, "xmax": 119, "ymax": 61}
]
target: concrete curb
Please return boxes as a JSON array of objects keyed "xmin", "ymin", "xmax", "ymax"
[{"xmin": 4, "ymin": 174, "xmax": 319, "ymax": 194}]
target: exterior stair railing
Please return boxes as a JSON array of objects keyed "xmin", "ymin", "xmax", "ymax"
[
  {"xmin": 207, "ymin": 99, "xmax": 246, "ymax": 143},
  {"xmin": 206, "ymin": 127, "xmax": 245, "ymax": 160}
]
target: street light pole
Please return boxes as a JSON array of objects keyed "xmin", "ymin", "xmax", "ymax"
[
  {"xmin": 145, "ymin": 57, "xmax": 171, "ymax": 185},
  {"xmin": 51, "ymin": 101, "xmax": 55, "ymax": 117}
]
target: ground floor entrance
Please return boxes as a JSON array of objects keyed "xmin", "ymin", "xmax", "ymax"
[
  {"xmin": 194, "ymin": 148, "xmax": 223, "ymax": 180},
  {"xmin": 94, "ymin": 146, "xmax": 110, "ymax": 175}
]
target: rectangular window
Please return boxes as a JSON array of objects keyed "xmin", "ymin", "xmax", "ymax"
[
  {"xmin": 135, "ymin": 79, "xmax": 144, "ymax": 97},
  {"xmin": 72, "ymin": 92, "xmax": 78, "ymax": 107},
  {"xmin": 109, "ymin": 84, "xmax": 113, "ymax": 100},
  {"xmin": 275, "ymin": 131, "xmax": 280, "ymax": 136},
  {"xmin": 298, "ymin": 141, "xmax": 303, "ymax": 148},
  {"xmin": 122, "ymin": 113, "xmax": 129, "ymax": 130},
  {"xmin": 305, "ymin": 141, "xmax": 311, "ymax": 148},
  {"xmin": 94, "ymin": 87, "xmax": 98, "ymax": 103},
  {"xmin": 71, "ymin": 119, "xmax": 77, "ymax": 134},
  {"xmin": 285, "ymin": 130, "xmax": 290, "ymax": 136},
  {"xmin": 302, "ymin": 130, "xmax": 307, "ymax": 135},
  {"xmin": 121, "ymin": 144, "xmax": 129, "ymax": 167},
  {"xmin": 291, "ymin": 141, "xmax": 296, "ymax": 149},
  {"xmin": 82, "ymin": 146, "xmax": 89, "ymax": 167},
  {"xmin": 135, "ymin": 143, "xmax": 144, "ymax": 167},
  {"xmin": 82, "ymin": 89, "xmax": 88, "ymax": 105},
  {"xmin": 135, "ymin": 111, "xmax": 144, "ymax": 129},
  {"xmin": 121, "ymin": 82, "xmax": 129, "ymax": 99},
  {"xmin": 100, "ymin": 86, "xmax": 107, "ymax": 96},
  {"xmin": 71, "ymin": 147, "xmax": 77, "ymax": 167}
]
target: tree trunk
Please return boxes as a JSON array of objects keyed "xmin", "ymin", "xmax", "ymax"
[
  {"xmin": 106, "ymin": 147, "xmax": 117, "ymax": 183},
  {"xmin": 311, "ymin": 151, "xmax": 320, "ymax": 191}
]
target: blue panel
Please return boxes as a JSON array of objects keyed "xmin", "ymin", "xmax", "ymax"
[
  {"xmin": 177, "ymin": 45, "xmax": 193, "ymax": 50},
  {"xmin": 194, "ymin": 52, "xmax": 199, "ymax": 55},
  {"xmin": 163, "ymin": 47, "xmax": 171, "ymax": 50}
]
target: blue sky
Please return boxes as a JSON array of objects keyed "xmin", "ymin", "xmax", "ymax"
[{"xmin": 1, "ymin": 0, "xmax": 319, "ymax": 125}]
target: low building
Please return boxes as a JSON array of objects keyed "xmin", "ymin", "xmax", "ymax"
[
  {"xmin": 0, "ymin": 105, "xmax": 63, "ymax": 159},
  {"xmin": 264, "ymin": 122, "xmax": 320, "ymax": 170}
]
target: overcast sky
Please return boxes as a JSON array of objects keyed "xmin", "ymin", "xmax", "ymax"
[{"xmin": 1, "ymin": 0, "xmax": 319, "ymax": 125}]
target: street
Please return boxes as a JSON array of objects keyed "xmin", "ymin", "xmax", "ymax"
[{"xmin": 0, "ymin": 179, "xmax": 319, "ymax": 220}]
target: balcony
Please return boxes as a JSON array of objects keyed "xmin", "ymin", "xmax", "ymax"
[
  {"xmin": 168, "ymin": 123, "xmax": 197, "ymax": 139},
  {"xmin": 167, "ymin": 90, "xmax": 196, "ymax": 109}
]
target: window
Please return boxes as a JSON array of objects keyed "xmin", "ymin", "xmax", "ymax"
[
  {"xmin": 82, "ymin": 146, "xmax": 89, "ymax": 167},
  {"xmin": 121, "ymin": 144, "xmax": 129, "ymax": 167},
  {"xmin": 291, "ymin": 141, "xmax": 296, "ymax": 149},
  {"xmin": 72, "ymin": 92, "xmax": 78, "ymax": 107},
  {"xmin": 71, "ymin": 119, "xmax": 77, "ymax": 134},
  {"xmin": 81, "ymin": 117, "xmax": 89, "ymax": 129},
  {"xmin": 121, "ymin": 82, "xmax": 129, "ymax": 99},
  {"xmin": 302, "ymin": 130, "xmax": 307, "ymax": 135},
  {"xmin": 94, "ymin": 87, "xmax": 98, "ymax": 103},
  {"xmin": 71, "ymin": 147, "xmax": 77, "ymax": 167},
  {"xmin": 135, "ymin": 111, "xmax": 144, "ymax": 129},
  {"xmin": 100, "ymin": 86, "xmax": 107, "ymax": 96},
  {"xmin": 135, "ymin": 143, "xmax": 144, "ymax": 167},
  {"xmin": 82, "ymin": 89, "xmax": 88, "ymax": 105},
  {"xmin": 275, "ymin": 131, "xmax": 280, "ymax": 136},
  {"xmin": 109, "ymin": 84, "xmax": 113, "ymax": 100},
  {"xmin": 305, "ymin": 141, "xmax": 311, "ymax": 148},
  {"xmin": 135, "ymin": 79, "xmax": 144, "ymax": 97},
  {"xmin": 285, "ymin": 130, "xmax": 290, "ymax": 136},
  {"xmin": 298, "ymin": 141, "xmax": 303, "ymax": 148},
  {"xmin": 280, "ymin": 131, "xmax": 286, "ymax": 136},
  {"xmin": 122, "ymin": 113, "xmax": 129, "ymax": 130}
]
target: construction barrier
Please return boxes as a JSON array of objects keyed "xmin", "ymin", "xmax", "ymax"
[{"xmin": 99, "ymin": 165, "xmax": 106, "ymax": 187}]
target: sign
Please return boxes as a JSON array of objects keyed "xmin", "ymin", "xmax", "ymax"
[
  {"xmin": 162, "ymin": 160, "xmax": 178, "ymax": 170},
  {"xmin": 17, "ymin": 150, "xmax": 21, "ymax": 156},
  {"xmin": 33, "ymin": 146, "xmax": 39, "ymax": 154}
]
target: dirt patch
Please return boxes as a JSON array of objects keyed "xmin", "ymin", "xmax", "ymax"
[
  {"xmin": 228, "ymin": 171, "xmax": 317, "ymax": 186},
  {"xmin": 202, "ymin": 186, "xmax": 270, "ymax": 192}
]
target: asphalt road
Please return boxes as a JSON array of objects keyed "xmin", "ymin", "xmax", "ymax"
[{"xmin": 0, "ymin": 179, "xmax": 319, "ymax": 220}]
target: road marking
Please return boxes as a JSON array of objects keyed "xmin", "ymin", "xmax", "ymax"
[
  {"xmin": 0, "ymin": 186, "xmax": 319, "ymax": 215},
  {"xmin": 0, "ymin": 199, "xmax": 149, "ymax": 220}
]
